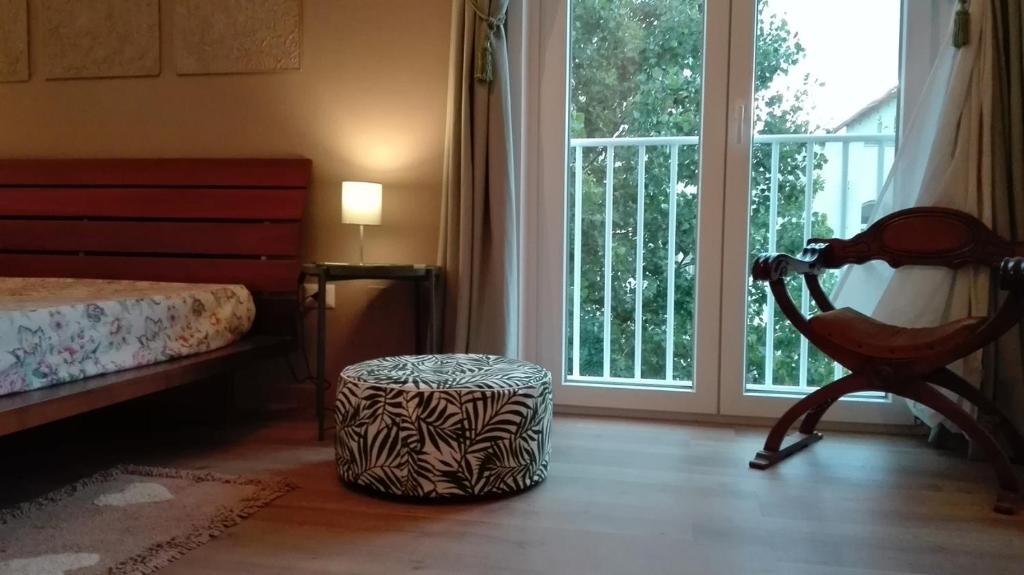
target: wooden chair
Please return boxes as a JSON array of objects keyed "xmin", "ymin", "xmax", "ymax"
[{"xmin": 748, "ymin": 207, "xmax": 1024, "ymax": 514}]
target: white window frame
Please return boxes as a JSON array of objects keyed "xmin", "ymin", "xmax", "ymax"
[
  {"xmin": 520, "ymin": 0, "xmax": 731, "ymax": 414},
  {"xmin": 718, "ymin": 0, "xmax": 947, "ymax": 423},
  {"xmin": 517, "ymin": 0, "xmax": 950, "ymax": 423}
]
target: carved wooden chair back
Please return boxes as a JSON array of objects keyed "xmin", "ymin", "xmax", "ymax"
[{"xmin": 815, "ymin": 207, "xmax": 1021, "ymax": 270}]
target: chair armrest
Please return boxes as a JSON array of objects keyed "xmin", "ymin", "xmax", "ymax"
[
  {"xmin": 999, "ymin": 257, "xmax": 1024, "ymax": 291},
  {"xmin": 751, "ymin": 242, "xmax": 830, "ymax": 282}
]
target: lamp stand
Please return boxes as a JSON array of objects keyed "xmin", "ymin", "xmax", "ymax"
[{"xmin": 359, "ymin": 224, "xmax": 366, "ymax": 265}]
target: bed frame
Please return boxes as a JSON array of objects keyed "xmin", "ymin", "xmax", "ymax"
[{"xmin": 0, "ymin": 158, "xmax": 311, "ymax": 437}]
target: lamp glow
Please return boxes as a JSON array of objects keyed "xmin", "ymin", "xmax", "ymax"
[{"xmin": 341, "ymin": 181, "xmax": 383, "ymax": 265}]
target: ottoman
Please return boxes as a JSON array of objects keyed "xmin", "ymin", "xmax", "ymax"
[{"xmin": 334, "ymin": 354, "xmax": 552, "ymax": 499}]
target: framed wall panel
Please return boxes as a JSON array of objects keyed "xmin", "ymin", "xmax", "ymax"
[
  {"xmin": 41, "ymin": 0, "xmax": 160, "ymax": 80},
  {"xmin": 175, "ymin": 0, "xmax": 302, "ymax": 76},
  {"xmin": 0, "ymin": 0, "xmax": 28, "ymax": 82}
]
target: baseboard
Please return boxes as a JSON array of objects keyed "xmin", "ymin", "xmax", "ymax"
[
  {"xmin": 282, "ymin": 383, "xmax": 925, "ymax": 436},
  {"xmin": 553, "ymin": 404, "xmax": 927, "ymax": 436}
]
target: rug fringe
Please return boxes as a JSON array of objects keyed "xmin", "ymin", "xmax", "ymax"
[
  {"xmin": 0, "ymin": 467, "xmax": 122, "ymax": 525},
  {"xmin": 0, "ymin": 465, "xmax": 296, "ymax": 575}
]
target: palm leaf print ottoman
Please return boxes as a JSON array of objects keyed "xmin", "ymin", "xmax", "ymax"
[{"xmin": 334, "ymin": 354, "xmax": 552, "ymax": 499}]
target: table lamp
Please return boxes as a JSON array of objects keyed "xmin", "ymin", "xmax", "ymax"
[{"xmin": 341, "ymin": 181, "xmax": 382, "ymax": 265}]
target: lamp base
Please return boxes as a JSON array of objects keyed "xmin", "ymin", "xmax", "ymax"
[{"xmin": 359, "ymin": 225, "xmax": 365, "ymax": 265}]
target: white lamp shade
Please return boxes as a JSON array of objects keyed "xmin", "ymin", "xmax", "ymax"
[{"xmin": 341, "ymin": 181, "xmax": 383, "ymax": 225}]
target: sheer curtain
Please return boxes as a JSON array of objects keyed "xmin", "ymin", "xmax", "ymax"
[{"xmin": 832, "ymin": 0, "xmax": 1021, "ymax": 430}]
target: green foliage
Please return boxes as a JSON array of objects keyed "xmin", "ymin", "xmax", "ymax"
[{"xmin": 567, "ymin": 0, "xmax": 838, "ymax": 387}]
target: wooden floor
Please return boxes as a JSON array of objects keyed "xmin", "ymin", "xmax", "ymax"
[{"xmin": 3, "ymin": 408, "xmax": 1023, "ymax": 575}]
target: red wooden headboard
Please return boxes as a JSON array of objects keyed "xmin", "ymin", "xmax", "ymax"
[{"xmin": 0, "ymin": 158, "xmax": 310, "ymax": 294}]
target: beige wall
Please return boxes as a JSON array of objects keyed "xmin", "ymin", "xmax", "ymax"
[{"xmin": 0, "ymin": 0, "xmax": 452, "ymax": 379}]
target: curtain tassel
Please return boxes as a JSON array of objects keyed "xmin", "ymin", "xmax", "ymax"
[
  {"xmin": 469, "ymin": 0, "xmax": 506, "ymax": 84},
  {"xmin": 476, "ymin": 35, "xmax": 495, "ymax": 83},
  {"xmin": 953, "ymin": 1, "xmax": 970, "ymax": 49}
]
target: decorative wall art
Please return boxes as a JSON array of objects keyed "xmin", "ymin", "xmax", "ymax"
[
  {"xmin": 175, "ymin": 0, "xmax": 302, "ymax": 76},
  {"xmin": 0, "ymin": 0, "xmax": 29, "ymax": 82},
  {"xmin": 41, "ymin": 0, "xmax": 160, "ymax": 80}
]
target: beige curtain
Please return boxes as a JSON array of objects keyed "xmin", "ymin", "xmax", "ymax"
[
  {"xmin": 986, "ymin": 0, "xmax": 1024, "ymax": 431},
  {"xmin": 438, "ymin": 0, "xmax": 519, "ymax": 356}
]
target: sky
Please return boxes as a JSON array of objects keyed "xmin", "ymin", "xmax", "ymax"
[{"xmin": 763, "ymin": 0, "xmax": 902, "ymax": 129}]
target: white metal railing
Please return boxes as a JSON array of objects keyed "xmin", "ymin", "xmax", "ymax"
[{"xmin": 566, "ymin": 132, "xmax": 897, "ymax": 393}]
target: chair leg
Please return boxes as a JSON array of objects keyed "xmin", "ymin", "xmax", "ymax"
[
  {"xmin": 899, "ymin": 380, "xmax": 1021, "ymax": 515},
  {"xmin": 750, "ymin": 373, "xmax": 875, "ymax": 470},
  {"xmin": 798, "ymin": 398, "xmax": 837, "ymax": 435},
  {"xmin": 925, "ymin": 368, "xmax": 1024, "ymax": 463}
]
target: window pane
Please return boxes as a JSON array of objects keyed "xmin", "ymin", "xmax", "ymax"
[
  {"xmin": 743, "ymin": 0, "xmax": 901, "ymax": 394},
  {"xmin": 566, "ymin": 0, "xmax": 706, "ymax": 388}
]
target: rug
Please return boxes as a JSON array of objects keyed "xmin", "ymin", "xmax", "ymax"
[{"xmin": 0, "ymin": 465, "xmax": 295, "ymax": 574}]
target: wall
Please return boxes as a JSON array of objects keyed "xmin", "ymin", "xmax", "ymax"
[{"xmin": 0, "ymin": 0, "xmax": 452, "ymax": 385}]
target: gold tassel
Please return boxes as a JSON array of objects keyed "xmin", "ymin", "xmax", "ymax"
[{"xmin": 953, "ymin": 1, "xmax": 970, "ymax": 48}]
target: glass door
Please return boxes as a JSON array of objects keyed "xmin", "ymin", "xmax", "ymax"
[
  {"xmin": 527, "ymin": 0, "xmax": 941, "ymax": 421},
  {"xmin": 535, "ymin": 0, "xmax": 730, "ymax": 413},
  {"xmin": 719, "ymin": 0, "xmax": 917, "ymax": 423}
]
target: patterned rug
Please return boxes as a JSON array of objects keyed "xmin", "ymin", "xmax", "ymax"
[{"xmin": 0, "ymin": 466, "xmax": 294, "ymax": 574}]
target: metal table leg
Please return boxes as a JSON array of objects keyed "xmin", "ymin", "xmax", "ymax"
[
  {"xmin": 429, "ymin": 269, "xmax": 441, "ymax": 353},
  {"xmin": 316, "ymin": 272, "xmax": 327, "ymax": 441},
  {"xmin": 413, "ymin": 278, "xmax": 423, "ymax": 354}
]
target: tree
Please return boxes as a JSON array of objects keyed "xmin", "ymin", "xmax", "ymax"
[{"xmin": 567, "ymin": 0, "xmax": 838, "ymax": 387}]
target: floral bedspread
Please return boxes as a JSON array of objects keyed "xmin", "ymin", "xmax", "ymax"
[{"xmin": 0, "ymin": 278, "xmax": 255, "ymax": 397}]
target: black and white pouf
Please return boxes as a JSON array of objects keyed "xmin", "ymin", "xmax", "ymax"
[{"xmin": 334, "ymin": 354, "xmax": 553, "ymax": 499}]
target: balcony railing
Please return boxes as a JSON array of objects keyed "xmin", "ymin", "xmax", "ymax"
[{"xmin": 565, "ymin": 132, "xmax": 896, "ymax": 393}]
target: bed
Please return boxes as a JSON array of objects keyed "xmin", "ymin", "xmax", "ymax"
[
  {"xmin": 0, "ymin": 277, "xmax": 256, "ymax": 397},
  {"xmin": 0, "ymin": 158, "xmax": 311, "ymax": 436}
]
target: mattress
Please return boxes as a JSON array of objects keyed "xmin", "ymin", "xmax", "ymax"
[{"xmin": 0, "ymin": 278, "xmax": 256, "ymax": 397}]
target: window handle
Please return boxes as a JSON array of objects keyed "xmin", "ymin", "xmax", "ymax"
[{"xmin": 733, "ymin": 104, "xmax": 747, "ymax": 146}]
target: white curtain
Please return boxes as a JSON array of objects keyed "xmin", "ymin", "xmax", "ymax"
[{"xmin": 832, "ymin": 1, "xmax": 999, "ymax": 427}]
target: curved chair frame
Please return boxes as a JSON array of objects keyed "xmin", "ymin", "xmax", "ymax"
[{"xmin": 748, "ymin": 207, "xmax": 1024, "ymax": 514}]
